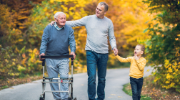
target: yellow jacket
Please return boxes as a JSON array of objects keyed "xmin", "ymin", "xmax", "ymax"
[{"xmin": 116, "ymin": 55, "xmax": 146, "ymax": 78}]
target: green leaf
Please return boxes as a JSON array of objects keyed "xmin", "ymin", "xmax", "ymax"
[{"xmin": 143, "ymin": 28, "xmax": 148, "ymax": 33}]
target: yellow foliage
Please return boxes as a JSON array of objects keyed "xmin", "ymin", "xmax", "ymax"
[
  {"xmin": 0, "ymin": 4, "xmax": 15, "ymax": 36},
  {"xmin": 18, "ymin": 39, "xmax": 23, "ymax": 42},
  {"xmin": 166, "ymin": 73, "xmax": 171, "ymax": 79},
  {"xmin": 50, "ymin": 0, "xmax": 54, "ymax": 3},
  {"xmin": 99, "ymin": 0, "xmax": 155, "ymax": 51},
  {"xmin": 155, "ymin": 58, "xmax": 180, "ymax": 91},
  {"xmin": 168, "ymin": 67, "xmax": 173, "ymax": 73},
  {"xmin": 5, "ymin": 59, "xmax": 9, "ymax": 63},
  {"xmin": 17, "ymin": 65, "xmax": 26, "ymax": 72},
  {"xmin": 8, "ymin": 72, "xmax": 19, "ymax": 76}
]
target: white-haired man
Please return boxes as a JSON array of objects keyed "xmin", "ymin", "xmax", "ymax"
[{"xmin": 39, "ymin": 12, "xmax": 76, "ymax": 100}]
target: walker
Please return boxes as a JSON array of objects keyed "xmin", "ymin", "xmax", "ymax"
[{"xmin": 39, "ymin": 55, "xmax": 76, "ymax": 100}]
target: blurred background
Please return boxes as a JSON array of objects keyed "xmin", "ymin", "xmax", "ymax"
[{"xmin": 0, "ymin": 0, "xmax": 179, "ymax": 93}]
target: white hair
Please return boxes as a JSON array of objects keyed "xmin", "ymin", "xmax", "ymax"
[{"xmin": 54, "ymin": 12, "xmax": 66, "ymax": 19}]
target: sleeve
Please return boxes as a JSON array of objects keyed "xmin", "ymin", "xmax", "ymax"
[
  {"xmin": 40, "ymin": 26, "xmax": 49, "ymax": 54},
  {"xmin": 135, "ymin": 58, "xmax": 146, "ymax": 71},
  {"xmin": 68, "ymin": 28, "xmax": 76, "ymax": 53},
  {"xmin": 108, "ymin": 20, "xmax": 117, "ymax": 50},
  {"xmin": 66, "ymin": 16, "xmax": 88, "ymax": 27},
  {"xmin": 116, "ymin": 55, "xmax": 131, "ymax": 62}
]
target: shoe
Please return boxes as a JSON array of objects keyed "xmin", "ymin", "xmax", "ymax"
[
  {"xmin": 62, "ymin": 98, "xmax": 68, "ymax": 100},
  {"xmin": 95, "ymin": 98, "xmax": 104, "ymax": 100}
]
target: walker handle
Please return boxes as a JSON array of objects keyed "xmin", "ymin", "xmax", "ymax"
[
  {"xmin": 41, "ymin": 55, "xmax": 74, "ymax": 66},
  {"xmin": 41, "ymin": 55, "xmax": 73, "ymax": 59}
]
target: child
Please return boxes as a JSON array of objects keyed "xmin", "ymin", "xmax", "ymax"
[{"xmin": 116, "ymin": 44, "xmax": 146, "ymax": 100}]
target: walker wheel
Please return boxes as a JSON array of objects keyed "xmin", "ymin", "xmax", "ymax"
[{"xmin": 39, "ymin": 93, "xmax": 45, "ymax": 100}]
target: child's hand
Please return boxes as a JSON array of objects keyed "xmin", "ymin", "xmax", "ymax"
[
  {"xmin": 134, "ymin": 54, "xmax": 139, "ymax": 60},
  {"xmin": 113, "ymin": 48, "xmax": 118, "ymax": 56}
]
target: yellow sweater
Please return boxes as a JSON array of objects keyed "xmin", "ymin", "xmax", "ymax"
[{"xmin": 116, "ymin": 55, "xmax": 146, "ymax": 78}]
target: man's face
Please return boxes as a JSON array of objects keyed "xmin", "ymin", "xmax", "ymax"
[
  {"xmin": 55, "ymin": 14, "xmax": 66, "ymax": 27},
  {"xmin": 96, "ymin": 4, "xmax": 106, "ymax": 18}
]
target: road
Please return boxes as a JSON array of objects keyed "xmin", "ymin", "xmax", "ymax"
[{"xmin": 0, "ymin": 66, "xmax": 153, "ymax": 100}]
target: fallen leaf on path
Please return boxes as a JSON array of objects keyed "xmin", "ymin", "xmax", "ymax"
[{"xmin": 118, "ymin": 96, "xmax": 122, "ymax": 98}]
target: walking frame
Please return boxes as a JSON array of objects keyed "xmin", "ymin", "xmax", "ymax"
[{"xmin": 39, "ymin": 55, "xmax": 77, "ymax": 100}]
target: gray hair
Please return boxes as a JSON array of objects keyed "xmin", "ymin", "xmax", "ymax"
[
  {"xmin": 54, "ymin": 12, "xmax": 66, "ymax": 19},
  {"xmin": 99, "ymin": 2, "xmax": 108, "ymax": 11}
]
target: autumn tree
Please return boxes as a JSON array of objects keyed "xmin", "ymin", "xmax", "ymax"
[
  {"xmin": 0, "ymin": 0, "xmax": 43, "ymax": 80},
  {"xmin": 144, "ymin": 0, "xmax": 180, "ymax": 92}
]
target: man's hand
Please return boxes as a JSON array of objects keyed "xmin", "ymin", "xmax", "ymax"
[
  {"xmin": 50, "ymin": 21, "xmax": 55, "ymax": 26},
  {"xmin": 113, "ymin": 48, "xmax": 118, "ymax": 56},
  {"xmin": 70, "ymin": 52, "xmax": 76, "ymax": 60},
  {"xmin": 39, "ymin": 53, "xmax": 45, "ymax": 61}
]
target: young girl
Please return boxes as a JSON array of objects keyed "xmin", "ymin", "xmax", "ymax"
[{"xmin": 116, "ymin": 44, "xmax": 146, "ymax": 100}]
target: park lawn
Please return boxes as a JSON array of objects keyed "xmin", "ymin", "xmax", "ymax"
[{"xmin": 123, "ymin": 75, "xmax": 180, "ymax": 100}]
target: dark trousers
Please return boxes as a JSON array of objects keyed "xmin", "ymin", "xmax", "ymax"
[
  {"xmin": 130, "ymin": 77, "xmax": 143, "ymax": 100},
  {"xmin": 86, "ymin": 50, "xmax": 108, "ymax": 100}
]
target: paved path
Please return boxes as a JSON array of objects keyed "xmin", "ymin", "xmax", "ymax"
[{"xmin": 0, "ymin": 66, "xmax": 153, "ymax": 100}]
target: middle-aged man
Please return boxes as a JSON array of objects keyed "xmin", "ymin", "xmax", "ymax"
[
  {"xmin": 39, "ymin": 12, "xmax": 76, "ymax": 100},
  {"xmin": 51, "ymin": 2, "xmax": 118, "ymax": 100}
]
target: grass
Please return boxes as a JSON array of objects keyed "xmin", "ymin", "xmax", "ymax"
[
  {"xmin": 123, "ymin": 76, "xmax": 180, "ymax": 100},
  {"xmin": 1, "ymin": 85, "xmax": 8, "ymax": 89},
  {"xmin": 123, "ymin": 83, "xmax": 132, "ymax": 96}
]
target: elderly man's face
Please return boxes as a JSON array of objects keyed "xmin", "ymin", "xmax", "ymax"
[
  {"xmin": 96, "ymin": 4, "xmax": 106, "ymax": 18},
  {"xmin": 55, "ymin": 13, "xmax": 66, "ymax": 27}
]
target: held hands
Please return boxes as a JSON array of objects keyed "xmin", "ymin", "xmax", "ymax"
[
  {"xmin": 39, "ymin": 53, "xmax": 45, "ymax": 61},
  {"xmin": 113, "ymin": 48, "xmax": 118, "ymax": 56},
  {"xmin": 50, "ymin": 21, "xmax": 55, "ymax": 26},
  {"xmin": 70, "ymin": 52, "xmax": 76, "ymax": 60}
]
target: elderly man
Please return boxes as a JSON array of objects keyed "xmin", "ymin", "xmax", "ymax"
[
  {"xmin": 39, "ymin": 12, "xmax": 76, "ymax": 100},
  {"xmin": 51, "ymin": 2, "xmax": 118, "ymax": 100}
]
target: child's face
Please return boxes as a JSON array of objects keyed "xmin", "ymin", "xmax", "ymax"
[{"xmin": 134, "ymin": 45, "xmax": 143, "ymax": 56}]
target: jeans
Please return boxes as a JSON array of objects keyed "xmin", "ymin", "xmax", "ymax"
[
  {"xmin": 46, "ymin": 58, "xmax": 69, "ymax": 100},
  {"xmin": 86, "ymin": 50, "xmax": 108, "ymax": 100},
  {"xmin": 130, "ymin": 77, "xmax": 143, "ymax": 100}
]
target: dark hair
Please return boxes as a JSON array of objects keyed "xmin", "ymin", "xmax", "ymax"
[{"xmin": 99, "ymin": 2, "xmax": 109, "ymax": 11}]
